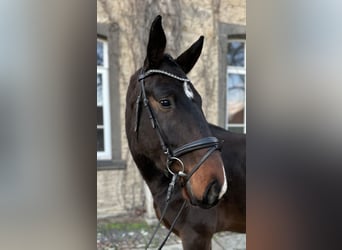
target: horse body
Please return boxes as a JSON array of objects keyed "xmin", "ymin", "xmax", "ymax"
[{"xmin": 125, "ymin": 16, "xmax": 245, "ymax": 249}]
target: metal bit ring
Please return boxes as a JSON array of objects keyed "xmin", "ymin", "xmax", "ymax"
[{"xmin": 167, "ymin": 157, "xmax": 186, "ymax": 177}]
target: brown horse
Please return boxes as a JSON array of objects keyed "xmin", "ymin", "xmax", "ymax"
[{"xmin": 125, "ymin": 16, "xmax": 245, "ymax": 249}]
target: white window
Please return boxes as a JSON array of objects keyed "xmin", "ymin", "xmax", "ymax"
[
  {"xmin": 226, "ymin": 39, "xmax": 246, "ymax": 133},
  {"xmin": 97, "ymin": 39, "xmax": 112, "ymax": 160}
]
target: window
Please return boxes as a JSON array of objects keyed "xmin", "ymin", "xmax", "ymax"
[
  {"xmin": 97, "ymin": 39, "xmax": 112, "ymax": 160},
  {"xmin": 226, "ymin": 39, "xmax": 246, "ymax": 133}
]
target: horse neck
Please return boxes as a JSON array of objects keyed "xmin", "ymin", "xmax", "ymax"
[{"xmin": 133, "ymin": 154, "xmax": 170, "ymax": 197}]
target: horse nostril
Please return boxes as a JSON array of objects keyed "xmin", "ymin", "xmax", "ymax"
[{"xmin": 203, "ymin": 180, "xmax": 221, "ymax": 207}]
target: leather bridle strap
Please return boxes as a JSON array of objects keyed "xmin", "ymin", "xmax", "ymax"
[
  {"xmin": 157, "ymin": 200, "xmax": 186, "ymax": 250},
  {"xmin": 173, "ymin": 137, "xmax": 219, "ymax": 158},
  {"xmin": 186, "ymin": 145, "xmax": 219, "ymax": 181},
  {"xmin": 146, "ymin": 173, "xmax": 187, "ymax": 250},
  {"xmin": 170, "ymin": 136, "xmax": 220, "ymax": 181},
  {"xmin": 138, "ymin": 72, "xmax": 170, "ymax": 155}
]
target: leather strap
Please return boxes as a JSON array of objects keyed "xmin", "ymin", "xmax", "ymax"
[{"xmin": 172, "ymin": 137, "xmax": 219, "ymax": 158}]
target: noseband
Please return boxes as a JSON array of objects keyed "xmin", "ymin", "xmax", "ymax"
[{"xmin": 135, "ymin": 69, "xmax": 221, "ymax": 249}]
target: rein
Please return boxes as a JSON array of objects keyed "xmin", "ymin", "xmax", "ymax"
[{"xmin": 135, "ymin": 69, "xmax": 220, "ymax": 249}]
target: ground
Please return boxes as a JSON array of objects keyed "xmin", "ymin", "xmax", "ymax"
[{"xmin": 97, "ymin": 215, "xmax": 245, "ymax": 250}]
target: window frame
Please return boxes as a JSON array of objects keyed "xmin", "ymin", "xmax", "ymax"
[
  {"xmin": 217, "ymin": 23, "xmax": 246, "ymax": 132},
  {"xmin": 226, "ymin": 38, "xmax": 246, "ymax": 133},
  {"xmin": 97, "ymin": 23, "xmax": 126, "ymax": 170},
  {"xmin": 97, "ymin": 38, "xmax": 112, "ymax": 160}
]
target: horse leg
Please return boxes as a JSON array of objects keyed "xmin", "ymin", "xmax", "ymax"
[{"xmin": 181, "ymin": 232, "xmax": 213, "ymax": 250}]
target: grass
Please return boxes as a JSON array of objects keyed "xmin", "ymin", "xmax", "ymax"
[{"xmin": 98, "ymin": 221, "xmax": 150, "ymax": 232}]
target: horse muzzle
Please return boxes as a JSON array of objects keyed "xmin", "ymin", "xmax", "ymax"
[
  {"xmin": 185, "ymin": 175, "xmax": 225, "ymax": 209},
  {"xmin": 166, "ymin": 137, "xmax": 227, "ymax": 208},
  {"xmin": 184, "ymin": 154, "xmax": 227, "ymax": 209},
  {"xmin": 185, "ymin": 179, "xmax": 222, "ymax": 209}
]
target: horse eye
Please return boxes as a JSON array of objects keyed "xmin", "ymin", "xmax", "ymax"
[{"xmin": 159, "ymin": 99, "xmax": 171, "ymax": 108}]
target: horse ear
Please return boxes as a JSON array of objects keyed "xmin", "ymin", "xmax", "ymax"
[
  {"xmin": 144, "ymin": 15, "xmax": 166, "ymax": 68},
  {"xmin": 176, "ymin": 36, "xmax": 204, "ymax": 74}
]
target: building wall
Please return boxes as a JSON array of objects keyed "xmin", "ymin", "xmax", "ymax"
[{"xmin": 97, "ymin": 0, "xmax": 246, "ymax": 218}]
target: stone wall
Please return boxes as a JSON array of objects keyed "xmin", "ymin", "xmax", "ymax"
[{"xmin": 97, "ymin": 0, "xmax": 246, "ymax": 218}]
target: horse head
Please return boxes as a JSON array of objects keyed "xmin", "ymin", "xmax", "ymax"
[{"xmin": 126, "ymin": 16, "xmax": 227, "ymax": 209}]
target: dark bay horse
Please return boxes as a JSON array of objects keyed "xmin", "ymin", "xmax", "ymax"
[{"xmin": 125, "ymin": 16, "xmax": 245, "ymax": 249}]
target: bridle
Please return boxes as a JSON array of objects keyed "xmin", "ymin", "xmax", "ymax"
[
  {"xmin": 135, "ymin": 68, "xmax": 221, "ymax": 249},
  {"xmin": 136, "ymin": 69, "xmax": 220, "ymax": 179}
]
